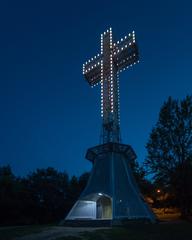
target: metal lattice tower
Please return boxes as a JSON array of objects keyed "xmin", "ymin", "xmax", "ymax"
[{"xmin": 83, "ymin": 28, "xmax": 139, "ymax": 143}]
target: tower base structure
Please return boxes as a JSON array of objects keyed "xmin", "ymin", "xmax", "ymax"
[{"xmin": 64, "ymin": 143, "xmax": 156, "ymax": 225}]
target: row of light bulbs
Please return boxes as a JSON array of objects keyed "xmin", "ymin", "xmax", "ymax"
[
  {"xmin": 83, "ymin": 61, "xmax": 101, "ymax": 74},
  {"xmin": 113, "ymin": 41, "xmax": 135, "ymax": 55},
  {"xmin": 83, "ymin": 50, "xmax": 138, "ymax": 74},
  {"xmin": 109, "ymin": 29, "xmax": 114, "ymax": 113},
  {"xmin": 84, "ymin": 59, "xmax": 139, "ymax": 85},
  {"xmin": 100, "ymin": 59, "xmax": 104, "ymax": 117},
  {"xmin": 114, "ymin": 30, "xmax": 135, "ymax": 46},
  {"xmin": 117, "ymin": 60, "xmax": 140, "ymax": 73},
  {"xmin": 117, "ymin": 54, "xmax": 138, "ymax": 67}
]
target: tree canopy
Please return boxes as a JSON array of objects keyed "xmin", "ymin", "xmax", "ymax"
[
  {"xmin": 145, "ymin": 96, "xmax": 192, "ymax": 217},
  {"xmin": 0, "ymin": 166, "xmax": 90, "ymax": 225}
]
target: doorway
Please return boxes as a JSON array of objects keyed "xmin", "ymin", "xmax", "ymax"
[{"xmin": 96, "ymin": 195, "xmax": 112, "ymax": 219}]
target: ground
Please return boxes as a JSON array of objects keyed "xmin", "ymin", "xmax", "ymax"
[
  {"xmin": 1, "ymin": 222, "xmax": 192, "ymax": 240},
  {"xmin": 1, "ymin": 211, "xmax": 192, "ymax": 240}
]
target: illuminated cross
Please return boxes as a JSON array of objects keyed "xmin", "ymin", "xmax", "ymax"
[{"xmin": 83, "ymin": 28, "xmax": 139, "ymax": 143}]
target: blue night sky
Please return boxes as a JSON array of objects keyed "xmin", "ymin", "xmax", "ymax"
[{"xmin": 0, "ymin": 0, "xmax": 192, "ymax": 176}]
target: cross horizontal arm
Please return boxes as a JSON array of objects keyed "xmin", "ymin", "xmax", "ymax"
[
  {"xmin": 114, "ymin": 43, "xmax": 139, "ymax": 72},
  {"xmin": 113, "ymin": 32, "xmax": 139, "ymax": 72},
  {"xmin": 83, "ymin": 54, "xmax": 102, "ymax": 86}
]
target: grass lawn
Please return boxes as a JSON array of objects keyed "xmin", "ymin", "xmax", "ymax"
[
  {"xmin": 0, "ymin": 224, "xmax": 50, "ymax": 240},
  {"xmin": 1, "ymin": 222, "xmax": 192, "ymax": 240},
  {"xmin": 56, "ymin": 222, "xmax": 192, "ymax": 240}
]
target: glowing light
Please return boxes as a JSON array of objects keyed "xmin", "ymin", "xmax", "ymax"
[{"xmin": 82, "ymin": 29, "xmax": 139, "ymax": 132}]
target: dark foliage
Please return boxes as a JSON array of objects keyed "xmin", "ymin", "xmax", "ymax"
[
  {"xmin": 129, "ymin": 156, "xmax": 154, "ymax": 199},
  {"xmin": 0, "ymin": 165, "xmax": 90, "ymax": 226},
  {"xmin": 145, "ymin": 96, "xmax": 192, "ymax": 218}
]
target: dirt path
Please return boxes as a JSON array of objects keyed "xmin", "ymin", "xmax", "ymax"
[{"xmin": 14, "ymin": 226, "xmax": 109, "ymax": 240}]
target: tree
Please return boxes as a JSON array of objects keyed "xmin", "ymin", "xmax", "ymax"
[
  {"xmin": 144, "ymin": 96, "xmax": 192, "ymax": 218},
  {"xmin": 78, "ymin": 172, "xmax": 90, "ymax": 192},
  {"xmin": 26, "ymin": 167, "xmax": 70, "ymax": 223},
  {"xmin": 0, "ymin": 165, "xmax": 26, "ymax": 225},
  {"xmin": 67, "ymin": 172, "xmax": 90, "ymax": 208},
  {"xmin": 0, "ymin": 165, "xmax": 90, "ymax": 225}
]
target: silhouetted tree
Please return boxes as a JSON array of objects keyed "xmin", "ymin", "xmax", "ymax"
[
  {"xmin": 0, "ymin": 165, "xmax": 25, "ymax": 225},
  {"xmin": 78, "ymin": 172, "xmax": 90, "ymax": 192},
  {"xmin": 145, "ymin": 96, "xmax": 192, "ymax": 218},
  {"xmin": 26, "ymin": 167, "xmax": 69, "ymax": 223},
  {"xmin": 0, "ymin": 165, "xmax": 90, "ymax": 226},
  {"xmin": 129, "ymin": 157, "xmax": 155, "ymax": 199}
]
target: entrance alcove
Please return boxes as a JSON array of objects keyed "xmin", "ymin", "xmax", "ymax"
[{"xmin": 96, "ymin": 195, "xmax": 112, "ymax": 219}]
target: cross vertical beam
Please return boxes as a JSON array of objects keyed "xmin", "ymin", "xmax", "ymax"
[{"xmin": 101, "ymin": 29, "xmax": 120, "ymax": 143}]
